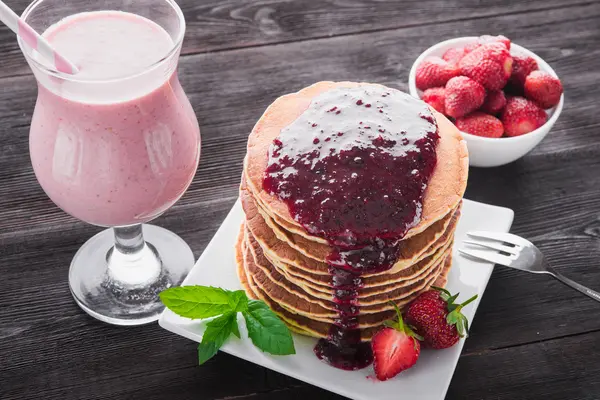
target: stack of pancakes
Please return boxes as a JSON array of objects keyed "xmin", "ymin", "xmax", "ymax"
[{"xmin": 236, "ymin": 81, "xmax": 468, "ymax": 341}]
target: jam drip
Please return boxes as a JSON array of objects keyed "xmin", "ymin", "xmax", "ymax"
[
  {"xmin": 313, "ymin": 267, "xmax": 372, "ymax": 370},
  {"xmin": 262, "ymin": 86, "xmax": 439, "ymax": 370}
]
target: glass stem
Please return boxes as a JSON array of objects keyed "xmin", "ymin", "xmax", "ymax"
[
  {"xmin": 107, "ymin": 224, "xmax": 162, "ymax": 286},
  {"xmin": 114, "ymin": 224, "xmax": 145, "ymax": 255}
]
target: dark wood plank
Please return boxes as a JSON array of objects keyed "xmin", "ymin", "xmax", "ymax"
[
  {"xmin": 3, "ymin": 2, "xmax": 600, "ymax": 236},
  {"xmin": 2, "ymin": 2, "xmax": 600, "ymax": 400},
  {"xmin": 0, "ymin": 0, "xmax": 590, "ymax": 79},
  {"xmin": 451, "ymin": 331, "xmax": 600, "ymax": 400},
  {"xmin": 1, "ymin": 0, "xmax": 599, "ymax": 343}
]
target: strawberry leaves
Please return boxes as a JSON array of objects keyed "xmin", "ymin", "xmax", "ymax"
[
  {"xmin": 432, "ymin": 286, "xmax": 478, "ymax": 337},
  {"xmin": 383, "ymin": 301, "xmax": 422, "ymax": 346},
  {"xmin": 161, "ymin": 286, "xmax": 295, "ymax": 365},
  {"xmin": 446, "ymin": 294, "xmax": 478, "ymax": 337}
]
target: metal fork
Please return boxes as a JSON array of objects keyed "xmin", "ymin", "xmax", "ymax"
[{"xmin": 459, "ymin": 231, "xmax": 600, "ymax": 303}]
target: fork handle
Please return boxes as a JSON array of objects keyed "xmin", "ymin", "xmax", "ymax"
[{"xmin": 547, "ymin": 267, "xmax": 600, "ymax": 303}]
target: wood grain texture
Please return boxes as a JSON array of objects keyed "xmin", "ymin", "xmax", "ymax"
[
  {"xmin": 0, "ymin": 0, "xmax": 592, "ymax": 79},
  {"xmin": 1, "ymin": 0, "xmax": 600, "ymax": 399}
]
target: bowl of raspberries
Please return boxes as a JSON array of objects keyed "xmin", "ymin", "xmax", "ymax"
[{"xmin": 409, "ymin": 35, "xmax": 564, "ymax": 167}]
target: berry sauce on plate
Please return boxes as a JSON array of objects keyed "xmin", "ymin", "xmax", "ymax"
[{"xmin": 263, "ymin": 86, "xmax": 439, "ymax": 370}]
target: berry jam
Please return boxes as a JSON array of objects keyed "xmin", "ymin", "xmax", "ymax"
[{"xmin": 263, "ymin": 86, "xmax": 439, "ymax": 370}]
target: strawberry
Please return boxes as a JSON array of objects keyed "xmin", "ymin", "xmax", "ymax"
[
  {"xmin": 462, "ymin": 36, "xmax": 510, "ymax": 58},
  {"xmin": 372, "ymin": 303, "xmax": 421, "ymax": 381},
  {"xmin": 442, "ymin": 47, "xmax": 469, "ymax": 65},
  {"xmin": 477, "ymin": 34, "xmax": 511, "ymax": 50},
  {"xmin": 415, "ymin": 57, "xmax": 460, "ymax": 90},
  {"xmin": 456, "ymin": 112, "xmax": 504, "ymax": 138},
  {"xmin": 459, "ymin": 43, "xmax": 513, "ymax": 90},
  {"xmin": 509, "ymin": 55, "xmax": 539, "ymax": 89},
  {"xmin": 501, "ymin": 96, "xmax": 548, "ymax": 137},
  {"xmin": 481, "ymin": 90, "xmax": 507, "ymax": 114},
  {"xmin": 444, "ymin": 76, "xmax": 485, "ymax": 118},
  {"xmin": 404, "ymin": 287, "xmax": 478, "ymax": 349},
  {"xmin": 422, "ymin": 87, "xmax": 446, "ymax": 114},
  {"xmin": 463, "ymin": 42, "xmax": 481, "ymax": 53},
  {"xmin": 524, "ymin": 71, "xmax": 563, "ymax": 109}
]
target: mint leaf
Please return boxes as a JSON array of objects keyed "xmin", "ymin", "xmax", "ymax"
[
  {"xmin": 161, "ymin": 286, "xmax": 295, "ymax": 360},
  {"xmin": 228, "ymin": 290, "xmax": 249, "ymax": 313},
  {"xmin": 242, "ymin": 300, "xmax": 295, "ymax": 356},
  {"xmin": 231, "ymin": 317, "xmax": 241, "ymax": 339},
  {"xmin": 160, "ymin": 286, "xmax": 235, "ymax": 319},
  {"xmin": 198, "ymin": 312, "xmax": 237, "ymax": 365}
]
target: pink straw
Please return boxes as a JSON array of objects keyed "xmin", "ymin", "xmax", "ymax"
[{"xmin": 0, "ymin": 0, "xmax": 79, "ymax": 74}]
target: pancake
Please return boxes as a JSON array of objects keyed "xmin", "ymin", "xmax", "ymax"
[
  {"xmin": 260, "ymin": 224, "xmax": 456, "ymax": 289},
  {"xmin": 236, "ymin": 225, "xmax": 318, "ymax": 337},
  {"xmin": 243, "ymin": 226, "xmax": 448, "ymax": 319},
  {"xmin": 254, "ymin": 254, "xmax": 452, "ymax": 339},
  {"xmin": 266, "ymin": 236, "xmax": 454, "ymax": 297},
  {"xmin": 244, "ymin": 81, "xmax": 468, "ymax": 243},
  {"xmin": 237, "ymin": 81, "xmax": 466, "ymax": 345},
  {"xmin": 245, "ymin": 223, "xmax": 451, "ymax": 298},
  {"xmin": 246, "ymin": 223, "xmax": 453, "ymax": 299},
  {"xmin": 236, "ymin": 225, "xmax": 453, "ymax": 340},
  {"xmin": 247, "ymin": 173, "xmax": 328, "ymax": 246},
  {"xmin": 241, "ymin": 176, "xmax": 461, "ymax": 277},
  {"xmin": 256, "ymin": 189, "xmax": 458, "ymax": 270}
]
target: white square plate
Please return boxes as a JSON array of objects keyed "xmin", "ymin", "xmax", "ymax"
[{"xmin": 159, "ymin": 198, "xmax": 514, "ymax": 400}]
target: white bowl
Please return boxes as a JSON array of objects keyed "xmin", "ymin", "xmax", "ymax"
[{"xmin": 408, "ymin": 37, "xmax": 564, "ymax": 168}]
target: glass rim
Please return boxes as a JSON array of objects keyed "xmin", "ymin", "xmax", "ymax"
[{"xmin": 18, "ymin": 0, "xmax": 186, "ymax": 84}]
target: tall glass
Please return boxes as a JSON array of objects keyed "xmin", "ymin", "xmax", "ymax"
[{"xmin": 19, "ymin": 0, "xmax": 201, "ymax": 325}]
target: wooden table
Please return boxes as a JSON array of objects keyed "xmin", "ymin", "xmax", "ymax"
[{"xmin": 1, "ymin": 0, "xmax": 600, "ymax": 399}]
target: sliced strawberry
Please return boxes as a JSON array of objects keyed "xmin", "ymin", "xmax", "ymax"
[{"xmin": 372, "ymin": 303, "xmax": 421, "ymax": 381}]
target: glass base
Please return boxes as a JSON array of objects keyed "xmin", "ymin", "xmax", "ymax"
[{"xmin": 69, "ymin": 224, "xmax": 194, "ymax": 326}]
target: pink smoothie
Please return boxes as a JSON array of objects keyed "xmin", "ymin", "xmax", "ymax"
[{"xmin": 29, "ymin": 11, "xmax": 200, "ymax": 226}]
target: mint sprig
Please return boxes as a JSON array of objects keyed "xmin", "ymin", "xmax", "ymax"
[
  {"xmin": 198, "ymin": 312, "xmax": 238, "ymax": 364},
  {"xmin": 159, "ymin": 286, "xmax": 243, "ymax": 319},
  {"xmin": 243, "ymin": 300, "xmax": 295, "ymax": 355},
  {"xmin": 160, "ymin": 286, "xmax": 295, "ymax": 365}
]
